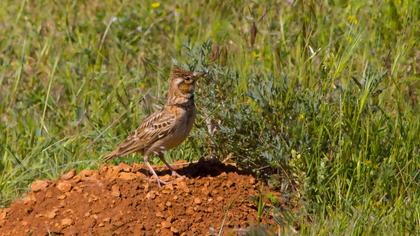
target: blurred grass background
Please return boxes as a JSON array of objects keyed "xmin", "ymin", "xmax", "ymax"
[{"xmin": 0, "ymin": 0, "xmax": 419, "ymax": 234}]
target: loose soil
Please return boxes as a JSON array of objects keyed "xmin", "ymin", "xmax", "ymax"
[{"xmin": 0, "ymin": 160, "xmax": 282, "ymax": 235}]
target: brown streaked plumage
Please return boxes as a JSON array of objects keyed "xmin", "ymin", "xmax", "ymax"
[{"xmin": 104, "ymin": 67, "xmax": 204, "ymax": 187}]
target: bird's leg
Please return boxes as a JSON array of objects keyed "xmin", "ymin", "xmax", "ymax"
[
  {"xmin": 144, "ymin": 154, "xmax": 167, "ymax": 187},
  {"xmin": 158, "ymin": 152, "xmax": 182, "ymax": 177}
]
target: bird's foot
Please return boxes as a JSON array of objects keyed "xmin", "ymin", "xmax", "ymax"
[
  {"xmin": 171, "ymin": 170, "xmax": 182, "ymax": 178},
  {"xmin": 152, "ymin": 176, "xmax": 168, "ymax": 188}
]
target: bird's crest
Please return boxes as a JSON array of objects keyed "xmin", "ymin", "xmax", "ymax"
[{"xmin": 171, "ymin": 67, "xmax": 194, "ymax": 78}]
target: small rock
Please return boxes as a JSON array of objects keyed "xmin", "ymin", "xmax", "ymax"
[
  {"xmin": 166, "ymin": 216, "xmax": 174, "ymax": 223},
  {"xmin": 61, "ymin": 170, "xmax": 76, "ymax": 180},
  {"xmin": 225, "ymin": 180, "xmax": 234, "ymax": 187},
  {"xmin": 155, "ymin": 211, "xmax": 164, "ymax": 218},
  {"xmin": 72, "ymin": 175, "xmax": 82, "ymax": 183},
  {"xmin": 57, "ymin": 181, "xmax": 72, "ymax": 193},
  {"xmin": 0, "ymin": 209, "xmax": 8, "ymax": 220},
  {"xmin": 131, "ymin": 163, "xmax": 143, "ymax": 172},
  {"xmin": 176, "ymin": 181, "xmax": 188, "ymax": 189},
  {"xmin": 79, "ymin": 169, "xmax": 95, "ymax": 177},
  {"xmin": 249, "ymin": 177, "xmax": 256, "ymax": 185},
  {"xmin": 193, "ymin": 198, "xmax": 202, "ymax": 205},
  {"xmin": 111, "ymin": 185, "xmax": 120, "ymax": 197},
  {"xmin": 99, "ymin": 165, "xmax": 108, "ymax": 174},
  {"xmin": 216, "ymin": 196, "xmax": 223, "ymax": 202},
  {"xmin": 170, "ymin": 226, "xmax": 179, "ymax": 234},
  {"xmin": 22, "ymin": 194, "xmax": 36, "ymax": 205},
  {"xmin": 57, "ymin": 195, "xmax": 66, "ymax": 200},
  {"xmin": 118, "ymin": 172, "xmax": 137, "ymax": 181},
  {"xmin": 207, "ymin": 207, "xmax": 214, "ymax": 213},
  {"xmin": 146, "ymin": 191, "xmax": 156, "ymax": 200},
  {"xmin": 31, "ymin": 180, "xmax": 49, "ymax": 192},
  {"xmin": 61, "ymin": 218, "xmax": 74, "ymax": 228},
  {"xmin": 165, "ymin": 201, "xmax": 172, "ymax": 207},
  {"xmin": 161, "ymin": 221, "xmax": 171, "ymax": 228},
  {"xmin": 201, "ymin": 187, "xmax": 210, "ymax": 196},
  {"xmin": 46, "ymin": 209, "xmax": 58, "ymax": 219},
  {"xmin": 161, "ymin": 175, "xmax": 172, "ymax": 182},
  {"xmin": 118, "ymin": 163, "xmax": 132, "ymax": 172},
  {"xmin": 158, "ymin": 203, "xmax": 166, "ymax": 211},
  {"xmin": 186, "ymin": 207, "xmax": 194, "ymax": 215}
]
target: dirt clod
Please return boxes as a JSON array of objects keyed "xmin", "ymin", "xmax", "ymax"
[
  {"xmin": 193, "ymin": 197, "xmax": 202, "ymax": 205},
  {"xmin": 0, "ymin": 160, "xmax": 279, "ymax": 235},
  {"xmin": 56, "ymin": 181, "xmax": 72, "ymax": 193},
  {"xmin": 161, "ymin": 221, "xmax": 171, "ymax": 228},
  {"xmin": 31, "ymin": 180, "xmax": 49, "ymax": 192},
  {"xmin": 118, "ymin": 172, "xmax": 137, "ymax": 181},
  {"xmin": 61, "ymin": 218, "xmax": 74, "ymax": 227},
  {"xmin": 111, "ymin": 185, "xmax": 120, "ymax": 197},
  {"xmin": 61, "ymin": 170, "xmax": 76, "ymax": 180}
]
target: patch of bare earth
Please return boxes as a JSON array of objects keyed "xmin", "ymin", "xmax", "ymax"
[{"xmin": 0, "ymin": 160, "xmax": 282, "ymax": 235}]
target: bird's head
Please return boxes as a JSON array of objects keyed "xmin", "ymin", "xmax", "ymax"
[{"xmin": 168, "ymin": 67, "xmax": 205, "ymax": 100}]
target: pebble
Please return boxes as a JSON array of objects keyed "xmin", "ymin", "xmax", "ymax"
[
  {"xmin": 31, "ymin": 180, "xmax": 49, "ymax": 192},
  {"xmin": 45, "ymin": 209, "xmax": 58, "ymax": 219},
  {"xmin": 111, "ymin": 185, "xmax": 120, "ymax": 197},
  {"xmin": 225, "ymin": 180, "xmax": 234, "ymax": 187},
  {"xmin": 161, "ymin": 221, "xmax": 171, "ymax": 228},
  {"xmin": 72, "ymin": 175, "xmax": 82, "ymax": 183},
  {"xmin": 118, "ymin": 172, "xmax": 137, "ymax": 181},
  {"xmin": 186, "ymin": 207, "xmax": 194, "ymax": 215},
  {"xmin": 57, "ymin": 181, "xmax": 72, "ymax": 193},
  {"xmin": 61, "ymin": 218, "xmax": 73, "ymax": 227},
  {"xmin": 0, "ymin": 210, "xmax": 8, "ymax": 220},
  {"xmin": 79, "ymin": 169, "xmax": 95, "ymax": 177},
  {"xmin": 170, "ymin": 226, "xmax": 179, "ymax": 234},
  {"xmin": 146, "ymin": 191, "xmax": 156, "ymax": 200},
  {"xmin": 118, "ymin": 163, "xmax": 132, "ymax": 172},
  {"xmin": 22, "ymin": 194, "xmax": 36, "ymax": 205},
  {"xmin": 61, "ymin": 170, "xmax": 76, "ymax": 180},
  {"xmin": 193, "ymin": 198, "xmax": 202, "ymax": 205},
  {"xmin": 155, "ymin": 211, "xmax": 164, "ymax": 218}
]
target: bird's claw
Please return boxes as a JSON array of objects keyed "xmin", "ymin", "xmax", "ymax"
[{"xmin": 155, "ymin": 177, "xmax": 168, "ymax": 188}]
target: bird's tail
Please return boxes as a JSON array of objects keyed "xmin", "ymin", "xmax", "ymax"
[{"xmin": 103, "ymin": 149, "xmax": 120, "ymax": 162}]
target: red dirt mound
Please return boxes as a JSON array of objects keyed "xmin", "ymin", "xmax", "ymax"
[{"xmin": 0, "ymin": 160, "xmax": 281, "ymax": 235}]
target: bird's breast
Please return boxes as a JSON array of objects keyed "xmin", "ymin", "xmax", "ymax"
[{"xmin": 158, "ymin": 106, "xmax": 196, "ymax": 151}]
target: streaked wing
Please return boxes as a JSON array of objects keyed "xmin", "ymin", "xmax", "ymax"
[{"xmin": 104, "ymin": 110, "xmax": 176, "ymax": 161}]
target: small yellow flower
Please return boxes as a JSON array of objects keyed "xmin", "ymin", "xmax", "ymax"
[
  {"xmin": 347, "ymin": 15, "xmax": 358, "ymax": 25},
  {"xmin": 151, "ymin": 2, "xmax": 160, "ymax": 9},
  {"xmin": 298, "ymin": 113, "xmax": 305, "ymax": 121},
  {"xmin": 252, "ymin": 50, "xmax": 261, "ymax": 59}
]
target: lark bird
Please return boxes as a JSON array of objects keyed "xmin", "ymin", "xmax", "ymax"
[{"xmin": 104, "ymin": 67, "xmax": 204, "ymax": 187}]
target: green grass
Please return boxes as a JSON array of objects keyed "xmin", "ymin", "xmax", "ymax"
[{"xmin": 0, "ymin": 0, "xmax": 419, "ymax": 234}]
